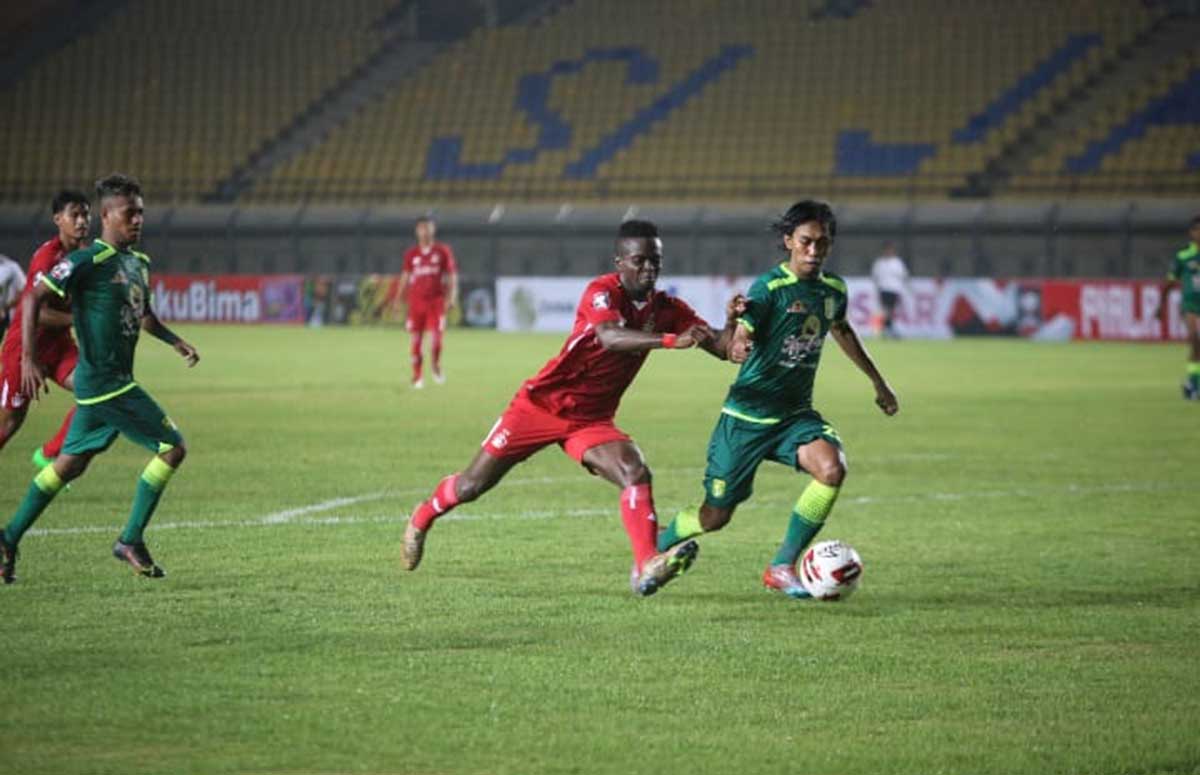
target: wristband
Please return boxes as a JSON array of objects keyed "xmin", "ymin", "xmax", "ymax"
[{"xmin": 661, "ymin": 333, "xmax": 677, "ymax": 349}]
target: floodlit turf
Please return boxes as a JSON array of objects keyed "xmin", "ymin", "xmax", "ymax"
[{"xmin": 1, "ymin": 326, "xmax": 1198, "ymax": 775}]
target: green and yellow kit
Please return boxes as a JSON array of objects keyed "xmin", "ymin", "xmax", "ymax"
[
  {"xmin": 1168, "ymin": 242, "xmax": 1200, "ymax": 316},
  {"xmin": 702, "ymin": 263, "xmax": 847, "ymax": 509},
  {"xmin": 43, "ymin": 239, "xmax": 182, "ymax": 455}
]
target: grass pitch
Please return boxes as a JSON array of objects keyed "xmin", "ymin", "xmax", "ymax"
[{"xmin": 1, "ymin": 326, "xmax": 1197, "ymax": 775}]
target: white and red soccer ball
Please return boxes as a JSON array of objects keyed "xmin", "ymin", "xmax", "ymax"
[{"xmin": 799, "ymin": 540, "xmax": 864, "ymax": 600}]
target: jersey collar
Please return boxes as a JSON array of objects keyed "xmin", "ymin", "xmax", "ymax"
[{"xmin": 779, "ymin": 261, "xmax": 827, "ymax": 283}]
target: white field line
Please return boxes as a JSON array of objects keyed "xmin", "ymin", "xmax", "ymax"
[{"xmin": 24, "ymin": 479, "xmax": 1180, "ymax": 539}]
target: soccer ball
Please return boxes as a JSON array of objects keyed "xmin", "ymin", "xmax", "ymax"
[{"xmin": 799, "ymin": 540, "xmax": 864, "ymax": 600}]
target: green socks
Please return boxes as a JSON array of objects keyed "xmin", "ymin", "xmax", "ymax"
[
  {"xmin": 119, "ymin": 457, "xmax": 176, "ymax": 545},
  {"xmin": 657, "ymin": 506, "xmax": 704, "ymax": 552},
  {"xmin": 1189, "ymin": 362, "xmax": 1200, "ymax": 390},
  {"xmin": 3, "ymin": 466, "xmax": 66, "ymax": 546},
  {"xmin": 772, "ymin": 480, "xmax": 840, "ymax": 567}
]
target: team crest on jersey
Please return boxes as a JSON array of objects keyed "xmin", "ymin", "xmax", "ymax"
[
  {"xmin": 49, "ymin": 261, "xmax": 71, "ymax": 282},
  {"xmin": 592, "ymin": 291, "xmax": 611, "ymax": 310},
  {"xmin": 825, "ymin": 296, "xmax": 837, "ymax": 319}
]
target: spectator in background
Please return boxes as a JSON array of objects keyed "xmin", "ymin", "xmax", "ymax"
[
  {"xmin": 871, "ymin": 241, "xmax": 909, "ymax": 339},
  {"xmin": 0, "ymin": 254, "xmax": 27, "ymax": 343}
]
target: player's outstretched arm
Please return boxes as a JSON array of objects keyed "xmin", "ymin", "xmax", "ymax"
[
  {"xmin": 595, "ymin": 320, "xmax": 700, "ymax": 352},
  {"xmin": 700, "ymin": 293, "xmax": 748, "ymax": 362},
  {"xmin": 830, "ymin": 320, "xmax": 898, "ymax": 416},
  {"xmin": 142, "ymin": 310, "xmax": 200, "ymax": 367},
  {"xmin": 19, "ymin": 282, "xmax": 54, "ymax": 398}
]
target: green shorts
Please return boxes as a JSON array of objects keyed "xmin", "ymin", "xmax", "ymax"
[
  {"xmin": 63, "ymin": 385, "xmax": 183, "ymax": 456},
  {"xmin": 702, "ymin": 409, "xmax": 842, "ymax": 509}
]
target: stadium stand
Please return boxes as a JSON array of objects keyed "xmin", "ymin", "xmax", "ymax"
[
  {"xmin": 0, "ymin": 0, "xmax": 399, "ymax": 203},
  {"xmin": 1, "ymin": 0, "xmax": 1193, "ymax": 204},
  {"xmin": 251, "ymin": 0, "xmax": 1167, "ymax": 202},
  {"xmin": 1010, "ymin": 47, "xmax": 1200, "ymax": 196}
]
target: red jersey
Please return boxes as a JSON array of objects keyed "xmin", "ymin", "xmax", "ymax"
[
  {"xmin": 402, "ymin": 242, "xmax": 457, "ymax": 303},
  {"xmin": 0, "ymin": 237, "xmax": 74, "ymax": 359},
  {"xmin": 519, "ymin": 273, "xmax": 706, "ymax": 421}
]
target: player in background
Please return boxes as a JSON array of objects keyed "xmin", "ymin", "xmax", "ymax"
[
  {"xmin": 656, "ymin": 200, "xmax": 899, "ymax": 599},
  {"xmin": 401, "ymin": 220, "xmax": 741, "ymax": 596},
  {"xmin": 0, "ymin": 174, "xmax": 200, "ymax": 584},
  {"xmin": 398, "ymin": 216, "xmax": 457, "ymax": 388},
  {"xmin": 0, "ymin": 191, "xmax": 91, "ymax": 466},
  {"xmin": 870, "ymin": 241, "xmax": 909, "ymax": 338},
  {"xmin": 1156, "ymin": 214, "xmax": 1200, "ymax": 400},
  {"xmin": 0, "ymin": 254, "xmax": 24, "ymax": 342}
]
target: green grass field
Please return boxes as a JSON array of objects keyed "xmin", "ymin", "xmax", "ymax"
[{"xmin": 1, "ymin": 326, "xmax": 1198, "ymax": 775}]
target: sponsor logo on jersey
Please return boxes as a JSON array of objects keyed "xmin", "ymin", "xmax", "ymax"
[
  {"xmin": 787, "ymin": 301, "xmax": 808, "ymax": 314},
  {"xmin": 825, "ymin": 296, "xmax": 837, "ymax": 319},
  {"xmin": 490, "ymin": 427, "xmax": 511, "ymax": 449},
  {"xmin": 710, "ymin": 479, "xmax": 726, "ymax": 498},
  {"xmin": 592, "ymin": 291, "xmax": 610, "ymax": 310}
]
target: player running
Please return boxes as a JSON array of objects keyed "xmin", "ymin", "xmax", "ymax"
[
  {"xmin": 656, "ymin": 200, "xmax": 899, "ymax": 599},
  {"xmin": 1157, "ymin": 214, "xmax": 1200, "ymax": 400},
  {"xmin": 398, "ymin": 216, "xmax": 458, "ymax": 388},
  {"xmin": 0, "ymin": 190, "xmax": 91, "ymax": 467},
  {"xmin": 401, "ymin": 219, "xmax": 739, "ymax": 596},
  {"xmin": 1, "ymin": 174, "xmax": 200, "ymax": 584}
]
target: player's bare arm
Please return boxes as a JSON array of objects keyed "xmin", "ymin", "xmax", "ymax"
[
  {"xmin": 142, "ymin": 310, "xmax": 199, "ymax": 367},
  {"xmin": 397, "ymin": 271, "xmax": 409, "ymax": 300},
  {"xmin": 696, "ymin": 294, "xmax": 747, "ymax": 361},
  {"xmin": 830, "ymin": 319, "xmax": 898, "ymax": 415},
  {"xmin": 446, "ymin": 270, "xmax": 459, "ymax": 309},
  {"xmin": 729, "ymin": 321, "xmax": 754, "ymax": 364},
  {"xmin": 595, "ymin": 320, "xmax": 702, "ymax": 352},
  {"xmin": 18, "ymin": 280, "xmax": 55, "ymax": 398}
]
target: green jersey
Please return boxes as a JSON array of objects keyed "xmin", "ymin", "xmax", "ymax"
[
  {"xmin": 1168, "ymin": 243, "xmax": 1200, "ymax": 307},
  {"xmin": 43, "ymin": 239, "xmax": 152, "ymax": 403},
  {"xmin": 723, "ymin": 262, "xmax": 848, "ymax": 423}
]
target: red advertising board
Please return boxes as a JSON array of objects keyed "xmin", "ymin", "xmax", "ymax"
[
  {"xmin": 153, "ymin": 275, "xmax": 305, "ymax": 324},
  {"xmin": 1042, "ymin": 280, "xmax": 1187, "ymax": 342}
]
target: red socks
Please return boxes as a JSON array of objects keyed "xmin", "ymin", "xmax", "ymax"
[
  {"xmin": 43, "ymin": 407, "xmax": 75, "ymax": 458},
  {"xmin": 621, "ymin": 483, "xmax": 658, "ymax": 570},
  {"xmin": 411, "ymin": 474, "xmax": 461, "ymax": 531},
  {"xmin": 410, "ymin": 333, "xmax": 424, "ymax": 382}
]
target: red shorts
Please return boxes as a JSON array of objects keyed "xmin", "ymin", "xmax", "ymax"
[
  {"xmin": 406, "ymin": 298, "xmax": 446, "ymax": 333},
  {"xmin": 481, "ymin": 395, "xmax": 632, "ymax": 463},
  {"xmin": 0, "ymin": 339, "xmax": 78, "ymax": 411}
]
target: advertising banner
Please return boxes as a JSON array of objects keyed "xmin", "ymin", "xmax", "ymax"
[
  {"xmin": 494, "ymin": 276, "xmax": 1186, "ymax": 342},
  {"xmin": 154, "ymin": 275, "xmax": 305, "ymax": 324}
]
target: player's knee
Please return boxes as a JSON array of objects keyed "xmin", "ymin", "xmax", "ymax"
[
  {"xmin": 615, "ymin": 458, "xmax": 650, "ymax": 488},
  {"xmin": 812, "ymin": 459, "xmax": 846, "ymax": 486},
  {"xmin": 56, "ymin": 454, "xmax": 89, "ymax": 482},
  {"xmin": 164, "ymin": 442, "xmax": 187, "ymax": 467},
  {"xmin": 454, "ymin": 475, "xmax": 484, "ymax": 503}
]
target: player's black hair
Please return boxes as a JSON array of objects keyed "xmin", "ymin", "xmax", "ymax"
[
  {"xmin": 1190, "ymin": 213, "xmax": 1200, "ymax": 229},
  {"xmin": 95, "ymin": 172, "xmax": 142, "ymax": 202},
  {"xmin": 771, "ymin": 200, "xmax": 837, "ymax": 251},
  {"xmin": 51, "ymin": 189, "xmax": 89, "ymax": 215},
  {"xmin": 617, "ymin": 219, "xmax": 659, "ymax": 240},
  {"xmin": 415, "ymin": 215, "xmax": 435, "ymax": 225}
]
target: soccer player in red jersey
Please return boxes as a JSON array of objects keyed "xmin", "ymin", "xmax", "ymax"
[
  {"xmin": 398, "ymin": 216, "xmax": 458, "ymax": 388},
  {"xmin": 0, "ymin": 190, "xmax": 90, "ymax": 464},
  {"xmin": 402, "ymin": 219, "xmax": 743, "ymax": 596}
]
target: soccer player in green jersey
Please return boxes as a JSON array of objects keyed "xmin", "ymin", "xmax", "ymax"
[
  {"xmin": 657, "ymin": 200, "xmax": 899, "ymax": 599},
  {"xmin": 1157, "ymin": 214, "xmax": 1200, "ymax": 401},
  {"xmin": 0, "ymin": 174, "xmax": 199, "ymax": 584}
]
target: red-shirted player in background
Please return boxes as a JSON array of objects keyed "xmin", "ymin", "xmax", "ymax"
[
  {"xmin": 398, "ymin": 216, "xmax": 458, "ymax": 388},
  {"xmin": 0, "ymin": 190, "xmax": 90, "ymax": 466},
  {"xmin": 401, "ymin": 220, "xmax": 744, "ymax": 596}
]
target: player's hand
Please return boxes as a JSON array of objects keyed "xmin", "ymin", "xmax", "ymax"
[
  {"xmin": 174, "ymin": 340, "xmax": 200, "ymax": 367},
  {"xmin": 874, "ymin": 382, "xmax": 899, "ymax": 416},
  {"xmin": 725, "ymin": 294, "xmax": 748, "ymax": 320},
  {"xmin": 20, "ymin": 355, "xmax": 48, "ymax": 400},
  {"xmin": 673, "ymin": 325, "xmax": 707, "ymax": 349},
  {"xmin": 729, "ymin": 337, "xmax": 753, "ymax": 364}
]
